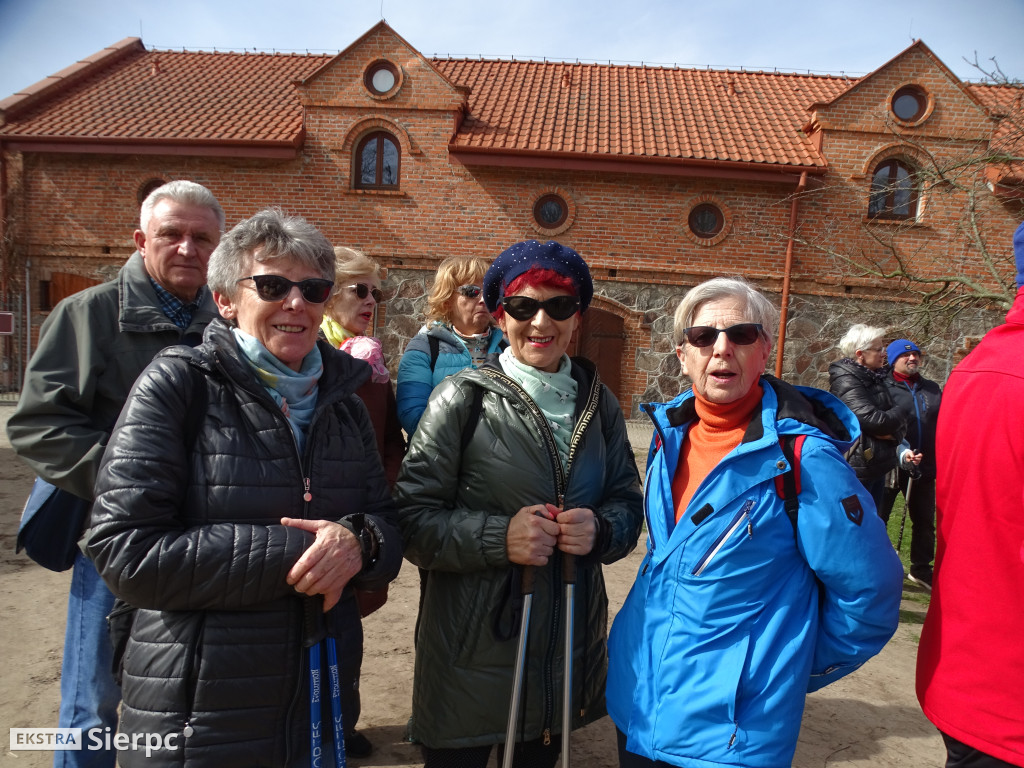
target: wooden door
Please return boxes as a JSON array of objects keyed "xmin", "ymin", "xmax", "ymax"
[{"xmin": 573, "ymin": 307, "xmax": 624, "ymax": 403}]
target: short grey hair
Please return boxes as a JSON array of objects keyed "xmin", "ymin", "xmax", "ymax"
[
  {"xmin": 139, "ymin": 180, "xmax": 225, "ymax": 232},
  {"xmin": 673, "ymin": 277, "xmax": 778, "ymax": 345},
  {"xmin": 838, "ymin": 324, "xmax": 887, "ymax": 358},
  {"xmin": 207, "ymin": 208, "xmax": 334, "ymax": 298}
]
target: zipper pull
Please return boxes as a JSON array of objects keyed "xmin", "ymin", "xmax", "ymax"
[
  {"xmin": 747, "ymin": 521, "xmax": 753, "ymax": 538},
  {"xmin": 543, "ymin": 728, "xmax": 551, "ymax": 746},
  {"xmin": 183, "ymin": 721, "xmax": 194, "ymax": 738},
  {"xmin": 303, "ymin": 477, "xmax": 312, "ymax": 503}
]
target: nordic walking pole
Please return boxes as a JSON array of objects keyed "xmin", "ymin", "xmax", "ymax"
[
  {"xmin": 561, "ymin": 552, "xmax": 577, "ymax": 768},
  {"xmin": 504, "ymin": 565, "xmax": 536, "ymax": 768},
  {"xmin": 896, "ymin": 475, "xmax": 914, "ymax": 553}
]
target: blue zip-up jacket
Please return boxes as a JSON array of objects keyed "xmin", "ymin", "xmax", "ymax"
[
  {"xmin": 607, "ymin": 376, "xmax": 903, "ymax": 768},
  {"xmin": 395, "ymin": 322, "xmax": 505, "ymax": 435}
]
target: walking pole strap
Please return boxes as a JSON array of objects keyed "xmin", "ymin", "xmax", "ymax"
[
  {"xmin": 310, "ymin": 641, "xmax": 323, "ymax": 768},
  {"xmin": 326, "ymin": 637, "xmax": 347, "ymax": 768}
]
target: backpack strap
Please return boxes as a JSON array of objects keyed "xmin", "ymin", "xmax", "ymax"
[
  {"xmin": 428, "ymin": 335, "xmax": 441, "ymax": 372},
  {"xmin": 774, "ymin": 434, "xmax": 806, "ymax": 537}
]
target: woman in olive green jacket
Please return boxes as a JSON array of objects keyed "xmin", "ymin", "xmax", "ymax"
[{"xmin": 394, "ymin": 240, "xmax": 643, "ymax": 768}]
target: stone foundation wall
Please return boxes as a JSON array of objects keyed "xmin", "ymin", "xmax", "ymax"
[{"xmin": 375, "ymin": 267, "xmax": 1002, "ymax": 417}]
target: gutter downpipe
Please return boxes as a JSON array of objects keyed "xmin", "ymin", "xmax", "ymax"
[
  {"xmin": 774, "ymin": 171, "xmax": 807, "ymax": 378},
  {"xmin": 1, "ymin": 140, "xmax": 6, "ymax": 299}
]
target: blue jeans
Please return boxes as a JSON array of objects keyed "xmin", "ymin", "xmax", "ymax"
[{"xmin": 55, "ymin": 552, "xmax": 120, "ymax": 768}]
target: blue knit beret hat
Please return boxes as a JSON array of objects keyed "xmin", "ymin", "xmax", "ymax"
[
  {"xmin": 483, "ymin": 240, "xmax": 593, "ymax": 313},
  {"xmin": 1014, "ymin": 220, "xmax": 1024, "ymax": 290},
  {"xmin": 886, "ymin": 339, "xmax": 921, "ymax": 363}
]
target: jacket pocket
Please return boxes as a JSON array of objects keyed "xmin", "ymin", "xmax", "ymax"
[
  {"xmin": 655, "ymin": 630, "xmax": 752, "ymax": 758},
  {"xmin": 107, "ymin": 599, "xmax": 137, "ymax": 687},
  {"xmin": 691, "ymin": 500, "xmax": 754, "ymax": 576}
]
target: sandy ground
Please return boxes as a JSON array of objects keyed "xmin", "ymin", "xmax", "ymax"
[{"xmin": 0, "ymin": 403, "xmax": 945, "ymax": 767}]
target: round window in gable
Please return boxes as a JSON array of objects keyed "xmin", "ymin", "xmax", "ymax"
[
  {"xmin": 529, "ymin": 189, "xmax": 576, "ymax": 236},
  {"xmin": 364, "ymin": 60, "xmax": 400, "ymax": 98},
  {"xmin": 891, "ymin": 84, "xmax": 929, "ymax": 124},
  {"xmin": 688, "ymin": 203, "xmax": 724, "ymax": 239},
  {"xmin": 534, "ymin": 194, "xmax": 568, "ymax": 229}
]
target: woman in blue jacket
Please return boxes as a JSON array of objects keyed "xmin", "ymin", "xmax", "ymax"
[
  {"xmin": 396, "ymin": 255, "xmax": 505, "ymax": 435},
  {"xmin": 607, "ymin": 278, "xmax": 903, "ymax": 768}
]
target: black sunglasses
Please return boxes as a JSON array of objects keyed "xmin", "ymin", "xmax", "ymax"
[
  {"xmin": 237, "ymin": 275, "xmax": 334, "ymax": 304},
  {"xmin": 348, "ymin": 283, "xmax": 384, "ymax": 303},
  {"xmin": 457, "ymin": 284, "xmax": 482, "ymax": 298},
  {"xmin": 501, "ymin": 295, "xmax": 580, "ymax": 322},
  {"xmin": 681, "ymin": 323, "xmax": 764, "ymax": 348}
]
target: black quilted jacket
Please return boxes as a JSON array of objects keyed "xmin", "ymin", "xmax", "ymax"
[
  {"xmin": 828, "ymin": 358, "xmax": 907, "ymax": 480},
  {"xmin": 87, "ymin": 318, "xmax": 402, "ymax": 768}
]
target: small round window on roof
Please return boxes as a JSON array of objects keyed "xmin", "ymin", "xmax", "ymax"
[
  {"xmin": 534, "ymin": 194, "xmax": 568, "ymax": 229},
  {"xmin": 365, "ymin": 60, "xmax": 399, "ymax": 96},
  {"xmin": 688, "ymin": 203, "xmax": 724, "ymax": 239},
  {"xmin": 891, "ymin": 84, "xmax": 928, "ymax": 123}
]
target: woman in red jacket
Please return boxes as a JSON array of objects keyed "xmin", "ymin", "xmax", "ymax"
[{"xmin": 916, "ymin": 225, "xmax": 1024, "ymax": 768}]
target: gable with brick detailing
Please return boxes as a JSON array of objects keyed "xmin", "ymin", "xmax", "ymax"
[{"xmin": 1, "ymin": 22, "xmax": 1020, "ymax": 413}]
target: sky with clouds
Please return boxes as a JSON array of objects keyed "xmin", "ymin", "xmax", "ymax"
[{"xmin": 1, "ymin": 0, "xmax": 1022, "ymax": 101}]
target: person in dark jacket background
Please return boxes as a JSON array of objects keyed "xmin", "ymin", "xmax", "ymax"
[
  {"xmin": 828, "ymin": 324, "xmax": 915, "ymax": 509},
  {"xmin": 882, "ymin": 338, "xmax": 940, "ymax": 591},
  {"xmin": 394, "ymin": 240, "xmax": 643, "ymax": 768},
  {"xmin": 87, "ymin": 209, "xmax": 402, "ymax": 768}
]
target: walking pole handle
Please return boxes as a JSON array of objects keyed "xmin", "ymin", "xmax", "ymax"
[
  {"xmin": 562, "ymin": 552, "xmax": 577, "ymax": 584},
  {"xmin": 521, "ymin": 564, "xmax": 536, "ymax": 595}
]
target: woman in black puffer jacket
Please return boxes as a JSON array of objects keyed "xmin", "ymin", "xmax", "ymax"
[
  {"xmin": 828, "ymin": 323, "xmax": 908, "ymax": 510},
  {"xmin": 87, "ymin": 209, "xmax": 402, "ymax": 768}
]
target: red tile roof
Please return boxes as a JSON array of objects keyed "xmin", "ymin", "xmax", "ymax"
[
  {"xmin": 970, "ymin": 83, "xmax": 1024, "ymax": 188},
  {"xmin": 434, "ymin": 59, "xmax": 851, "ymax": 169},
  {"xmin": 1, "ymin": 40, "xmax": 330, "ymax": 150},
  {"xmin": 1, "ymin": 38, "xmax": 1017, "ymax": 174}
]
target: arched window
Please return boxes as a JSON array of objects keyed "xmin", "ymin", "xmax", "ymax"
[
  {"xmin": 356, "ymin": 131, "xmax": 400, "ymax": 189},
  {"xmin": 869, "ymin": 159, "xmax": 919, "ymax": 220}
]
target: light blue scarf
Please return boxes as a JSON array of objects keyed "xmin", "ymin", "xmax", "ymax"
[
  {"xmin": 232, "ymin": 328, "xmax": 323, "ymax": 454},
  {"xmin": 499, "ymin": 348, "xmax": 578, "ymax": 470}
]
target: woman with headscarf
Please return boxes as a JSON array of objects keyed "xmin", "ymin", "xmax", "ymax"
[
  {"xmin": 396, "ymin": 254, "xmax": 505, "ymax": 436},
  {"xmin": 87, "ymin": 209, "xmax": 403, "ymax": 768},
  {"xmin": 607, "ymin": 278, "xmax": 903, "ymax": 768},
  {"xmin": 395, "ymin": 240, "xmax": 644, "ymax": 768}
]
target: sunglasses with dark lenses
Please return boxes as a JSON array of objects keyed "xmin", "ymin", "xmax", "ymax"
[
  {"xmin": 457, "ymin": 284, "xmax": 482, "ymax": 298},
  {"xmin": 237, "ymin": 275, "xmax": 334, "ymax": 304},
  {"xmin": 681, "ymin": 323, "xmax": 764, "ymax": 348},
  {"xmin": 348, "ymin": 283, "xmax": 384, "ymax": 303},
  {"xmin": 501, "ymin": 295, "xmax": 580, "ymax": 322}
]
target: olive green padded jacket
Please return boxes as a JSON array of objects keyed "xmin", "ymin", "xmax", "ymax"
[{"xmin": 394, "ymin": 357, "xmax": 644, "ymax": 749}]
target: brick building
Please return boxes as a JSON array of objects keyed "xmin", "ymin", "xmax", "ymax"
[{"xmin": 1, "ymin": 22, "xmax": 1021, "ymax": 411}]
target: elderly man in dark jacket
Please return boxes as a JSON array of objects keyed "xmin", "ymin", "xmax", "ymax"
[
  {"xmin": 7, "ymin": 180, "xmax": 223, "ymax": 768},
  {"xmin": 883, "ymin": 339, "xmax": 941, "ymax": 590}
]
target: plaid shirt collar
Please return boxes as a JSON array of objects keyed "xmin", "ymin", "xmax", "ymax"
[{"xmin": 149, "ymin": 278, "xmax": 200, "ymax": 330}]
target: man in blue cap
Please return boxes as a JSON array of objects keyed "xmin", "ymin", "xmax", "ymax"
[{"xmin": 883, "ymin": 337, "xmax": 941, "ymax": 590}]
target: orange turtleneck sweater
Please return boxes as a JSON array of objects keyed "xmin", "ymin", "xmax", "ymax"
[{"xmin": 672, "ymin": 383, "xmax": 764, "ymax": 524}]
